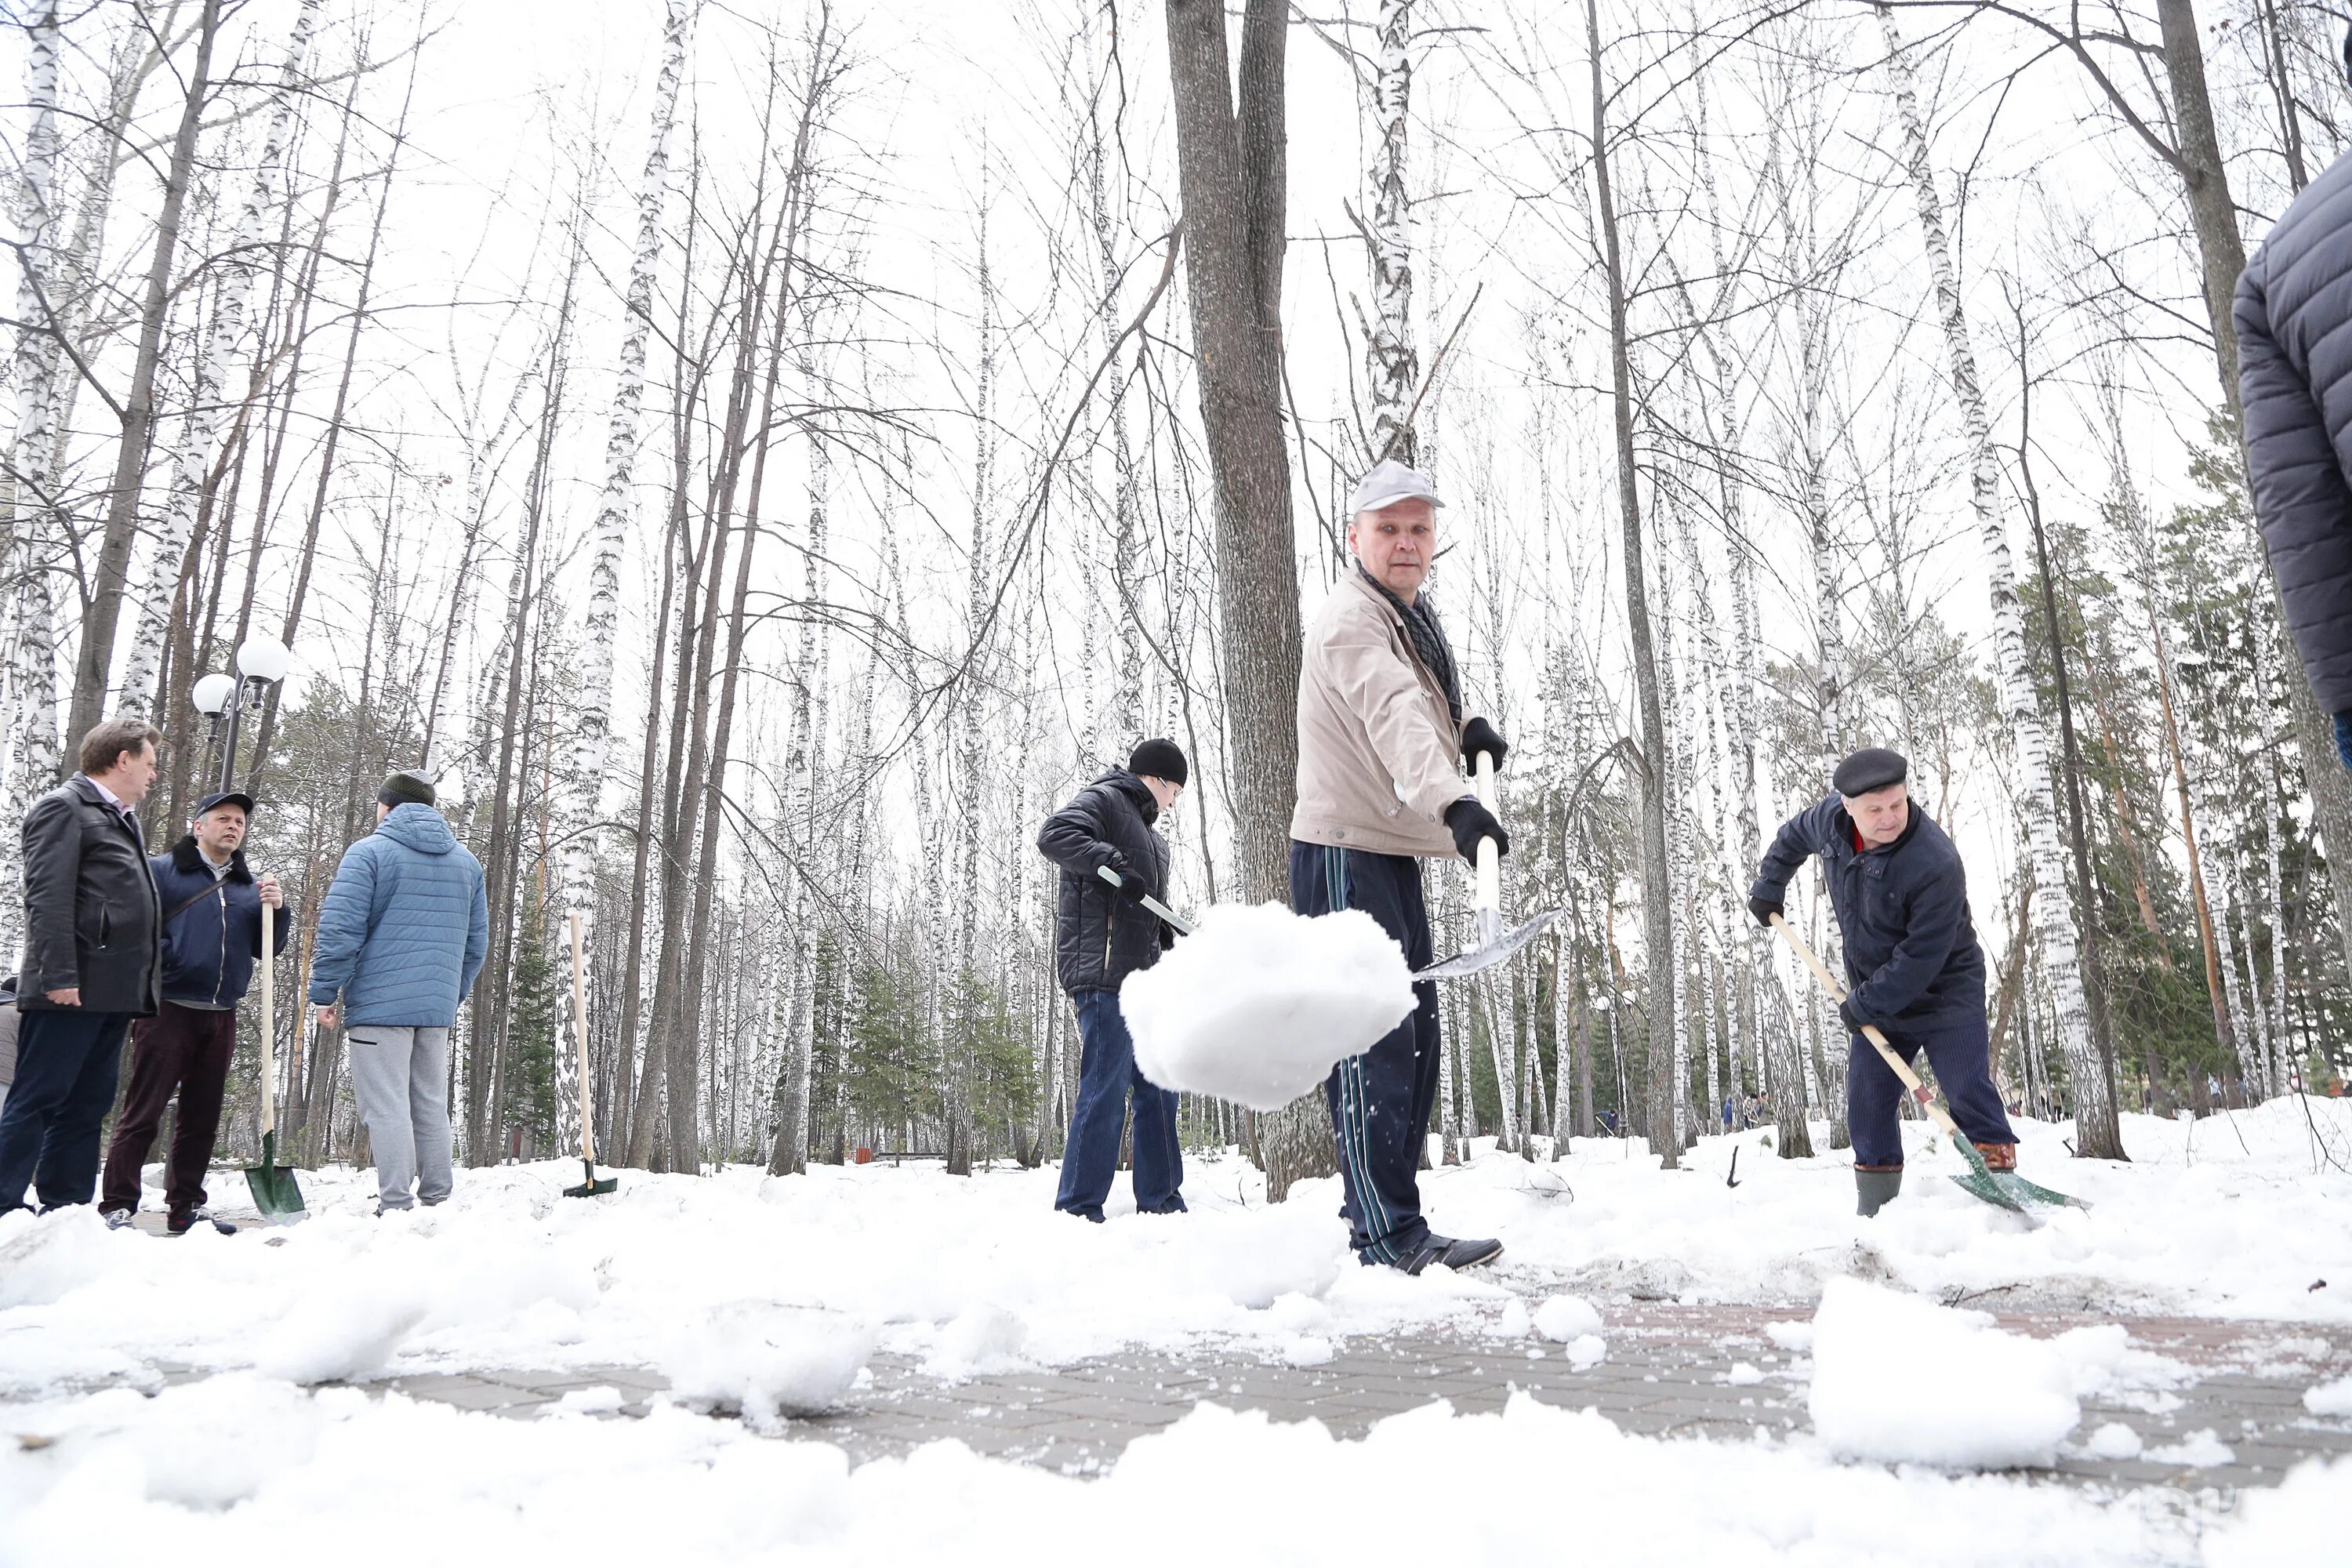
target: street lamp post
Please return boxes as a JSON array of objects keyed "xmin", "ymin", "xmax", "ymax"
[{"xmin": 188, "ymin": 635, "xmax": 292, "ymax": 794}]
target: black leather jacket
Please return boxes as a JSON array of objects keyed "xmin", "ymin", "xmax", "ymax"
[{"xmin": 1036, "ymin": 770, "xmax": 1171, "ymax": 995}]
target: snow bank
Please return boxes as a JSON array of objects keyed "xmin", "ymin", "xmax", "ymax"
[
  {"xmin": 0, "ymin": 1379, "xmax": 2263, "ymax": 1568},
  {"xmin": 1807, "ymin": 1279, "xmax": 2078, "ymax": 1468},
  {"xmin": 1120, "ymin": 903, "xmax": 1414, "ymax": 1111},
  {"xmin": 656, "ymin": 1304, "xmax": 872, "ymax": 1429}
]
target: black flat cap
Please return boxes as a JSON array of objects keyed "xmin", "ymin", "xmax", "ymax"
[{"xmin": 1833, "ymin": 746, "xmax": 1908, "ymax": 797}]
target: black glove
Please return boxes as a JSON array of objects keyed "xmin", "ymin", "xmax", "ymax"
[
  {"xmin": 1160, "ymin": 920, "xmax": 1178, "ymax": 950},
  {"xmin": 1838, "ymin": 997, "xmax": 1869, "ymax": 1037},
  {"xmin": 1748, "ymin": 895, "xmax": 1783, "ymax": 929},
  {"xmin": 1461, "ymin": 716, "xmax": 1508, "ymax": 771},
  {"xmin": 1109, "ymin": 869, "xmax": 1149, "ymax": 907},
  {"xmin": 1443, "ymin": 797, "xmax": 1509, "ymax": 863}
]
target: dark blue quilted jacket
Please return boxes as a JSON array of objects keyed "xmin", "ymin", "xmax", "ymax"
[
  {"xmin": 306, "ymin": 804, "xmax": 488, "ymax": 1027},
  {"xmin": 2236, "ymin": 152, "xmax": 2352, "ymax": 716}
]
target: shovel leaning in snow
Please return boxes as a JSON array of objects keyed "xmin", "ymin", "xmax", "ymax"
[
  {"xmin": 242, "ymin": 887, "xmax": 305, "ymax": 1221},
  {"xmin": 1096, "ymin": 864, "xmax": 1192, "ymax": 937},
  {"xmin": 561, "ymin": 911, "xmax": 618, "ymax": 1199},
  {"xmin": 1769, "ymin": 914, "xmax": 2085, "ymax": 1217},
  {"xmin": 1419, "ymin": 750, "xmax": 1560, "ymax": 979}
]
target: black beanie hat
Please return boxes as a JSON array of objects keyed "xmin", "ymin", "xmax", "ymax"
[
  {"xmin": 378, "ymin": 769, "xmax": 437, "ymax": 809},
  {"xmin": 1831, "ymin": 746, "xmax": 1908, "ymax": 798},
  {"xmin": 1128, "ymin": 738, "xmax": 1187, "ymax": 788}
]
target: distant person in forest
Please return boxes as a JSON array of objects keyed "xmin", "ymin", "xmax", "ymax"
[
  {"xmin": 0, "ymin": 720, "xmax": 164, "ymax": 1218},
  {"xmin": 1036, "ymin": 739, "xmax": 1189, "ymax": 1221},
  {"xmin": 1748, "ymin": 747, "xmax": 2016, "ymax": 1217},
  {"xmin": 2236, "ymin": 28, "xmax": 2352, "ymax": 775},
  {"xmin": 99, "ymin": 791, "xmax": 292, "ymax": 1236},
  {"xmin": 308, "ymin": 771, "xmax": 487, "ymax": 1215},
  {"xmin": 1291, "ymin": 458, "xmax": 1510, "ymax": 1275}
]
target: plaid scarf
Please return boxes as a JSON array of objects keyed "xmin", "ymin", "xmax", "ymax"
[{"xmin": 1358, "ymin": 563, "xmax": 1463, "ymax": 724}]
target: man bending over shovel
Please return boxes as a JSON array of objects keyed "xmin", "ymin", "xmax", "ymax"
[
  {"xmin": 1291, "ymin": 459, "xmax": 1508, "ymax": 1275},
  {"xmin": 1748, "ymin": 747, "xmax": 2019, "ymax": 1217}
]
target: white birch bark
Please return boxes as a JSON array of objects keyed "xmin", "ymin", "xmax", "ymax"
[
  {"xmin": 1367, "ymin": 0, "xmax": 1417, "ymax": 465},
  {"xmin": 559, "ymin": 0, "xmax": 690, "ymax": 917},
  {"xmin": 118, "ymin": 0, "xmax": 321, "ymax": 717},
  {"xmin": 1879, "ymin": 6, "xmax": 2117, "ymax": 1156}
]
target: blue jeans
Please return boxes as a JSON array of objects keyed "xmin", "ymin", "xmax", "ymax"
[
  {"xmin": 0, "ymin": 1009, "xmax": 134, "ymax": 1214},
  {"xmin": 1056, "ymin": 989, "xmax": 1185, "ymax": 1218},
  {"xmin": 1846, "ymin": 1017, "xmax": 2017, "ymax": 1169}
]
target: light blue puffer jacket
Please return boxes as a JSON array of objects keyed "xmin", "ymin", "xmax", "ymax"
[{"xmin": 306, "ymin": 804, "xmax": 489, "ymax": 1027}]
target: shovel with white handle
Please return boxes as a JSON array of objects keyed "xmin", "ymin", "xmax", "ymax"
[{"xmin": 1418, "ymin": 749, "xmax": 1559, "ymax": 979}]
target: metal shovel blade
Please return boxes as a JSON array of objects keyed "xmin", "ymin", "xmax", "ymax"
[
  {"xmin": 243, "ymin": 1127, "xmax": 307, "ymax": 1223},
  {"xmin": 563, "ymin": 1158, "xmax": 618, "ymax": 1199},
  {"xmin": 1417, "ymin": 906, "xmax": 1563, "ymax": 979},
  {"xmin": 1944, "ymin": 1134, "xmax": 2089, "ymax": 1218}
]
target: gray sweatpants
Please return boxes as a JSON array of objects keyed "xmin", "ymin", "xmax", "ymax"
[{"xmin": 347, "ymin": 1025, "xmax": 453, "ymax": 1211}]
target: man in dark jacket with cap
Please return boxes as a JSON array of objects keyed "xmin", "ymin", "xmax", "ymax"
[
  {"xmin": 1036, "ymin": 739, "xmax": 1188, "ymax": 1221},
  {"xmin": 1749, "ymin": 747, "xmax": 2016, "ymax": 1216},
  {"xmin": 2236, "ymin": 29, "xmax": 2352, "ymax": 771},
  {"xmin": 0, "ymin": 720, "xmax": 165, "ymax": 1218},
  {"xmin": 98, "ymin": 790, "xmax": 292, "ymax": 1236}
]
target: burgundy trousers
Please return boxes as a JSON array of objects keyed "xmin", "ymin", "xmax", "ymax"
[{"xmin": 99, "ymin": 1001, "xmax": 237, "ymax": 1220}]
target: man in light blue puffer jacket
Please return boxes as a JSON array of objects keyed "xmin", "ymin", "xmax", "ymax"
[{"xmin": 309, "ymin": 771, "xmax": 488, "ymax": 1213}]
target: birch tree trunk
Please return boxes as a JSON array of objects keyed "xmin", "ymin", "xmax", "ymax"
[
  {"xmin": 118, "ymin": 0, "xmax": 320, "ymax": 717},
  {"xmin": 1879, "ymin": 6, "xmax": 2123, "ymax": 1159},
  {"xmin": 1367, "ymin": 0, "xmax": 1416, "ymax": 465}
]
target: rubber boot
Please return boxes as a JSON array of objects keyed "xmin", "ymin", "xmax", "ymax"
[{"xmin": 1855, "ymin": 1167, "xmax": 1903, "ymax": 1218}]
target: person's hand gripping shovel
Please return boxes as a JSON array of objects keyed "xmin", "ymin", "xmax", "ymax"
[{"xmin": 1420, "ymin": 748, "xmax": 1559, "ymax": 979}]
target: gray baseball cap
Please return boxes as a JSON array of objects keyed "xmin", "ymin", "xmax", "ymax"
[{"xmin": 1347, "ymin": 458, "xmax": 1445, "ymax": 517}]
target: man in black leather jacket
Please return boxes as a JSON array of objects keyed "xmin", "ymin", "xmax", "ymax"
[{"xmin": 1035, "ymin": 739, "xmax": 1187, "ymax": 1221}]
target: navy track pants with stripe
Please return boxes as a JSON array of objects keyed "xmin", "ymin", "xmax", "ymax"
[{"xmin": 1290, "ymin": 840, "xmax": 1441, "ymax": 1265}]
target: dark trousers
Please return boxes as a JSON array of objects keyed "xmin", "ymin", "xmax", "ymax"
[
  {"xmin": 0, "ymin": 1008, "xmax": 135, "ymax": 1214},
  {"xmin": 100, "ymin": 1001, "xmax": 237, "ymax": 1219},
  {"xmin": 1291, "ymin": 840, "xmax": 1441, "ymax": 1265},
  {"xmin": 1055, "ymin": 989, "xmax": 1185, "ymax": 1218},
  {"xmin": 1847, "ymin": 1017, "xmax": 2018, "ymax": 1169}
]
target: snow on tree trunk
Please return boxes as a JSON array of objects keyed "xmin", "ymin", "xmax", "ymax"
[
  {"xmin": 1367, "ymin": 0, "xmax": 1416, "ymax": 466},
  {"xmin": 1879, "ymin": 5, "xmax": 2121, "ymax": 1159},
  {"xmin": 118, "ymin": 0, "xmax": 320, "ymax": 718},
  {"xmin": 559, "ymin": 0, "xmax": 689, "ymax": 920}
]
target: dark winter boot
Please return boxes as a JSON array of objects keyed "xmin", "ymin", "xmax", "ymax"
[
  {"xmin": 1973, "ymin": 1142, "xmax": 2016, "ymax": 1172},
  {"xmin": 1854, "ymin": 1167, "xmax": 1903, "ymax": 1218},
  {"xmin": 1396, "ymin": 1234, "xmax": 1504, "ymax": 1275}
]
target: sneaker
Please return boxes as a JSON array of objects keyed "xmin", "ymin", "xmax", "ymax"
[
  {"xmin": 1390, "ymin": 1233, "xmax": 1504, "ymax": 1276},
  {"xmin": 167, "ymin": 1207, "xmax": 238, "ymax": 1237},
  {"xmin": 102, "ymin": 1207, "xmax": 137, "ymax": 1232}
]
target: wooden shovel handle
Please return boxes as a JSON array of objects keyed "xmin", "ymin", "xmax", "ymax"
[
  {"xmin": 259, "ymin": 879, "xmax": 275, "ymax": 1138},
  {"xmin": 1769, "ymin": 913, "xmax": 1964, "ymax": 1142}
]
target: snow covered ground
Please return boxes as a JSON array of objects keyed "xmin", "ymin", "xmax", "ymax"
[{"xmin": 4, "ymin": 1097, "xmax": 2350, "ymax": 1563}]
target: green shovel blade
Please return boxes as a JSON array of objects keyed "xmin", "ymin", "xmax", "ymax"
[
  {"xmin": 562, "ymin": 1159, "xmax": 617, "ymax": 1198},
  {"xmin": 1943, "ymin": 1135, "xmax": 2089, "ymax": 1216},
  {"xmin": 244, "ymin": 1128, "xmax": 307, "ymax": 1221}
]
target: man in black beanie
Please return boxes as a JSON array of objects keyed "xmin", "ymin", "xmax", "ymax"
[
  {"xmin": 1748, "ymin": 747, "xmax": 2016, "ymax": 1217},
  {"xmin": 1035, "ymin": 740, "xmax": 1189, "ymax": 1221}
]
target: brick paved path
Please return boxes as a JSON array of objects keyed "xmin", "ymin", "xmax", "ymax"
[{"xmin": 280, "ymin": 1304, "xmax": 2352, "ymax": 1492}]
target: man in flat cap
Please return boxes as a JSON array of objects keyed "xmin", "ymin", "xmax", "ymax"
[
  {"xmin": 100, "ymin": 789, "xmax": 292, "ymax": 1236},
  {"xmin": 1748, "ymin": 747, "xmax": 2016, "ymax": 1216},
  {"xmin": 1291, "ymin": 458, "xmax": 1509, "ymax": 1273},
  {"xmin": 309, "ymin": 770, "xmax": 487, "ymax": 1214}
]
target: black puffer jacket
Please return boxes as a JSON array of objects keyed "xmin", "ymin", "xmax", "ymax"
[
  {"xmin": 1037, "ymin": 769, "xmax": 1170, "ymax": 995},
  {"xmin": 1749, "ymin": 795, "xmax": 1986, "ymax": 1033},
  {"xmin": 2236, "ymin": 151, "xmax": 2352, "ymax": 715}
]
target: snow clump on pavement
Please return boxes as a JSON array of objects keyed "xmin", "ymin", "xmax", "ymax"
[
  {"xmin": 1120, "ymin": 902, "xmax": 1414, "ymax": 1111},
  {"xmin": 1807, "ymin": 1279, "xmax": 2078, "ymax": 1468},
  {"xmin": 2303, "ymin": 1374, "xmax": 2352, "ymax": 1416},
  {"xmin": 656, "ymin": 1303, "xmax": 872, "ymax": 1430}
]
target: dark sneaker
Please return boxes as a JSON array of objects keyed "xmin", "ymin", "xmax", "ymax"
[
  {"xmin": 102, "ymin": 1207, "xmax": 137, "ymax": 1232},
  {"xmin": 168, "ymin": 1207, "xmax": 238, "ymax": 1236},
  {"xmin": 1392, "ymin": 1234, "xmax": 1504, "ymax": 1276}
]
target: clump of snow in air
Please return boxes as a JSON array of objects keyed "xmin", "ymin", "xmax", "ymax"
[
  {"xmin": 1807, "ymin": 1279, "xmax": 2079, "ymax": 1468},
  {"xmin": 656, "ymin": 1303, "xmax": 872, "ymax": 1430},
  {"xmin": 1533, "ymin": 1294, "xmax": 1602, "ymax": 1343},
  {"xmin": 2304, "ymin": 1374, "xmax": 2352, "ymax": 1417},
  {"xmin": 1121, "ymin": 902, "xmax": 1414, "ymax": 1111},
  {"xmin": 2080, "ymin": 1422, "xmax": 2143, "ymax": 1460}
]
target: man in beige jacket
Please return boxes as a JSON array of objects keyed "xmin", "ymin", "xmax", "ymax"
[{"xmin": 1291, "ymin": 459, "xmax": 1511, "ymax": 1274}]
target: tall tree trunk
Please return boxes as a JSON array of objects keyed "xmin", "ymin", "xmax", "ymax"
[
  {"xmin": 1880, "ymin": 5, "xmax": 2123, "ymax": 1160},
  {"xmin": 72, "ymin": 0, "xmax": 223, "ymax": 742},
  {"xmin": 1366, "ymin": 0, "xmax": 1416, "ymax": 465},
  {"xmin": 1163, "ymin": 0, "xmax": 1321, "ymax": 1196}
]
